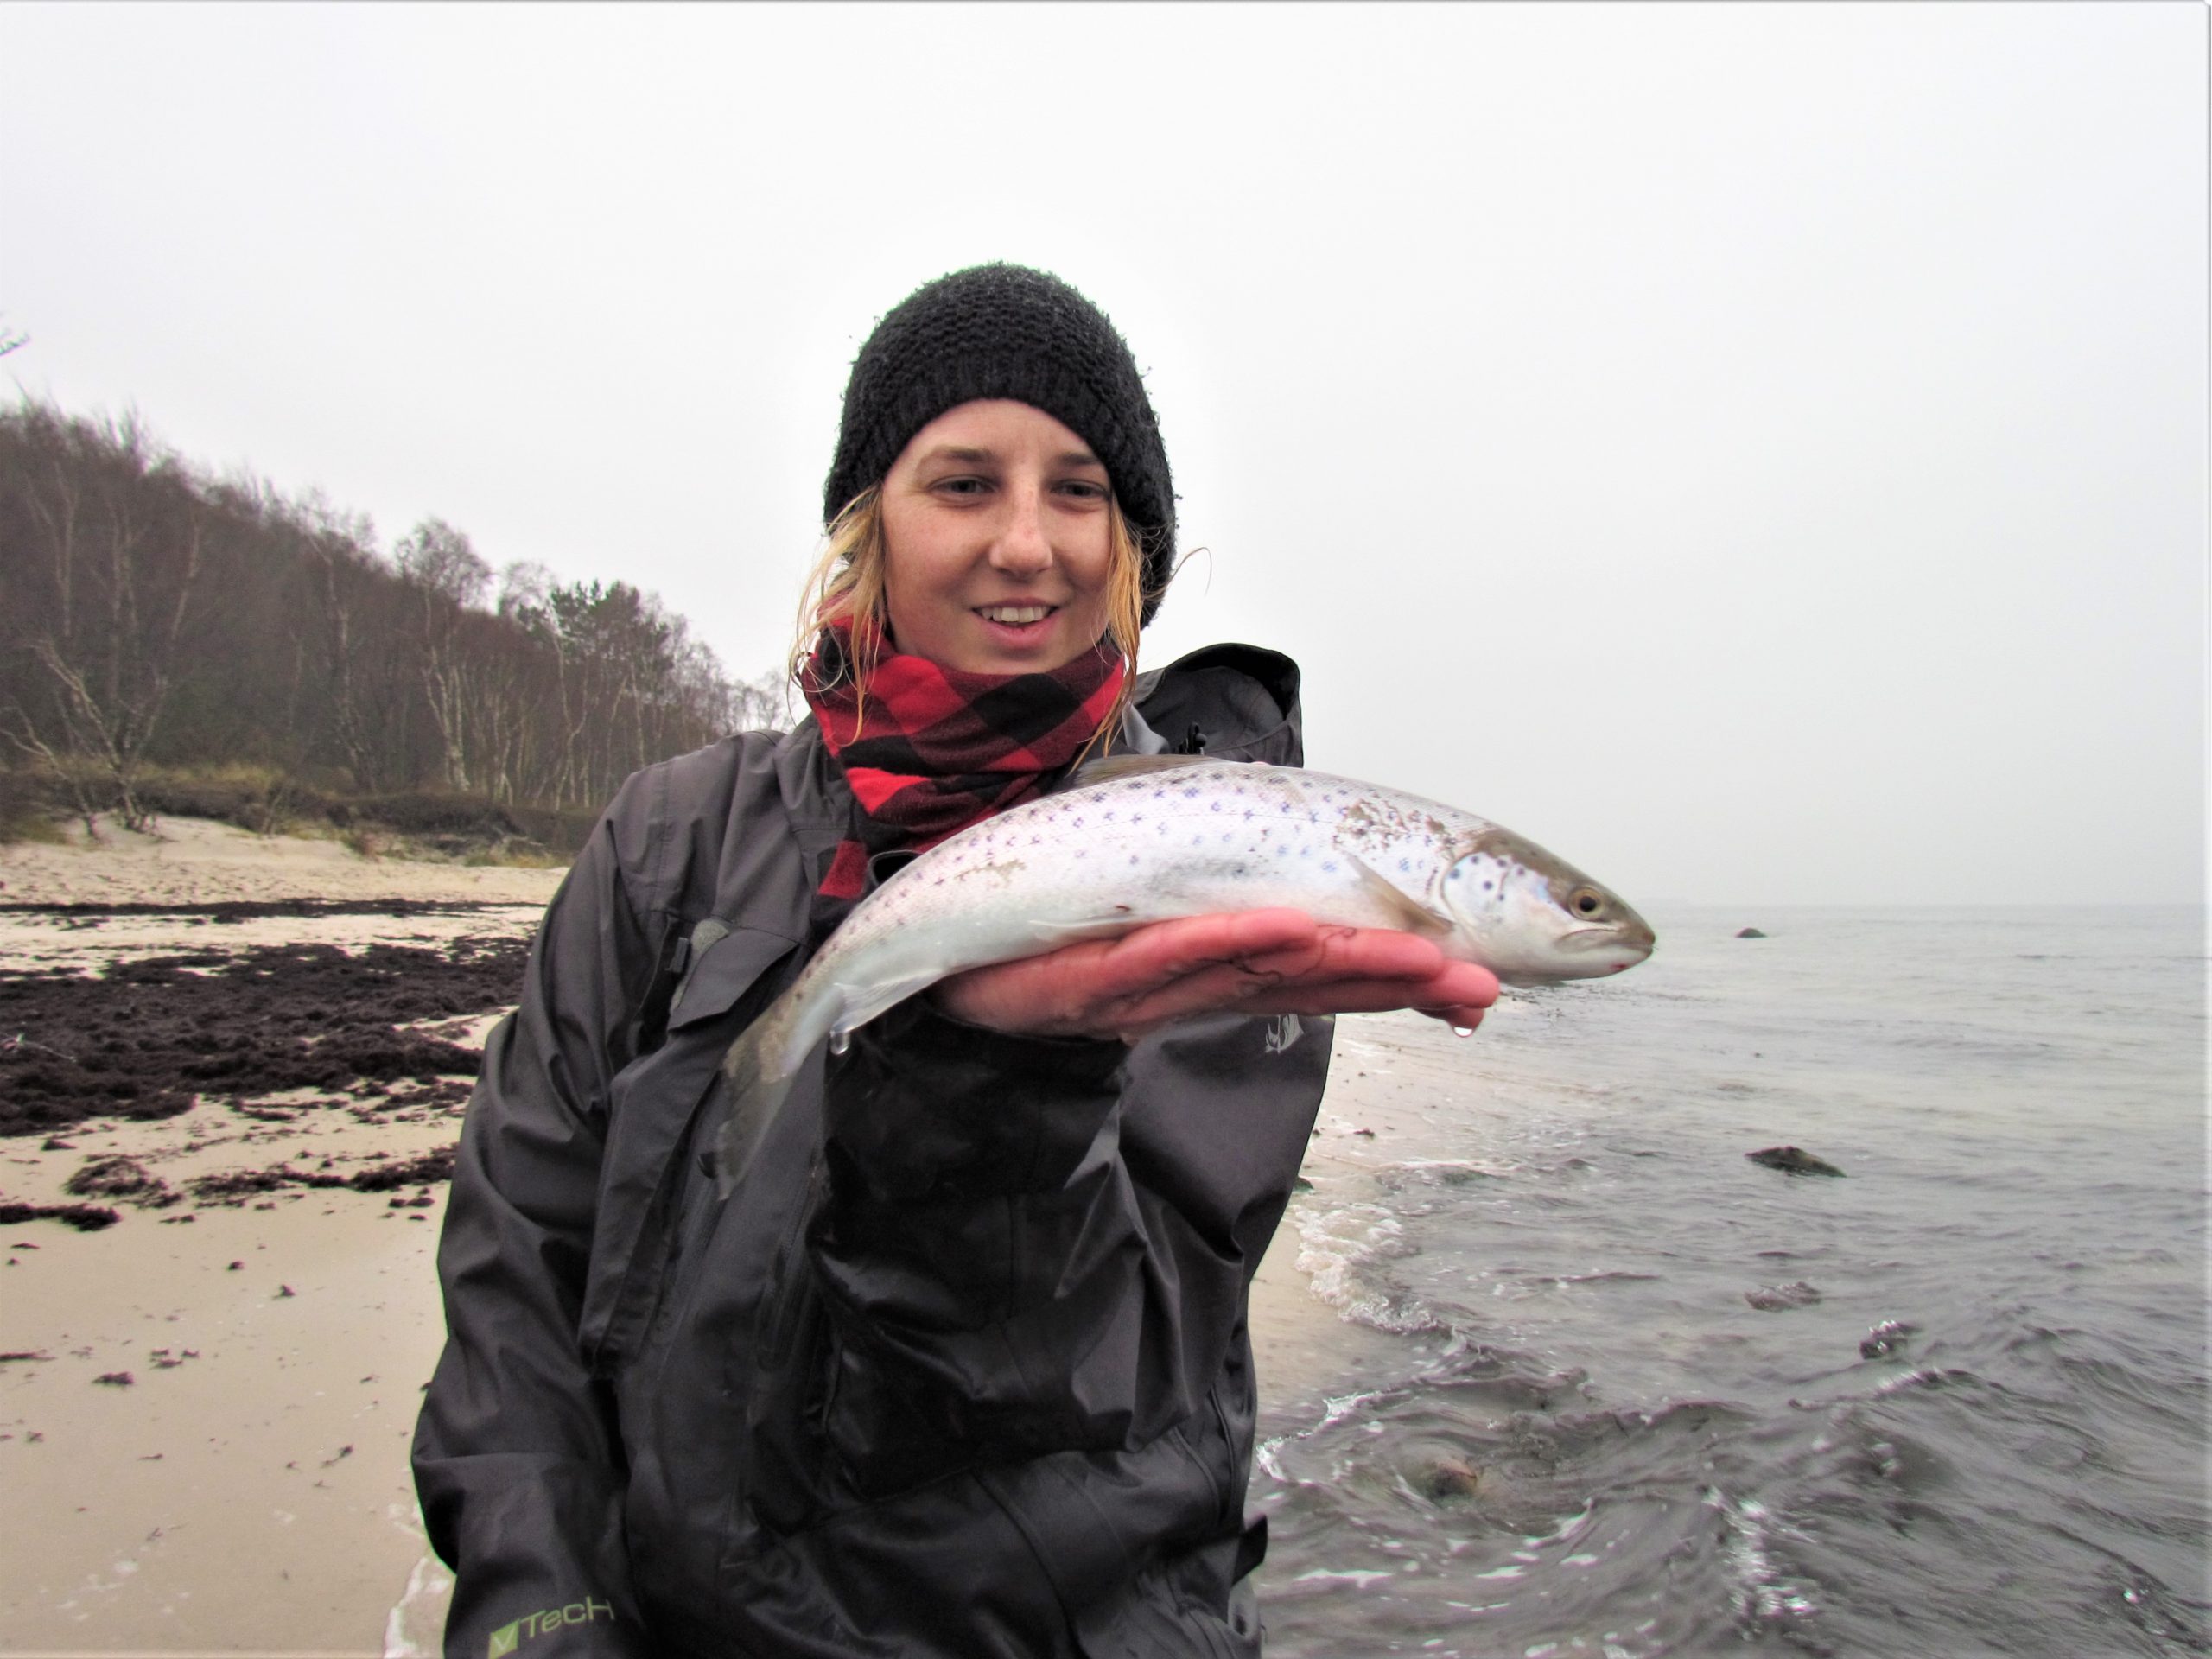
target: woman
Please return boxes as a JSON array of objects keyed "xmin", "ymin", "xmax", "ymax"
[{"xmin": 414, "ymin": 264, "xmax": 1498, "ymax": 1657}]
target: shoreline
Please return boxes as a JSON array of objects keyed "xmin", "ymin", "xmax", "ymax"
[
  {"xmin": 0, "ymin": 816, "xmax": 569, "ymax": 912},
  {"xmin": 2, "ymin": 818, "xmax": 1402, "ymax": 1655}
]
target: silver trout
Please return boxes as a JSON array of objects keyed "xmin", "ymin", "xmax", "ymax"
[{"xmin": 712, "ymin": 754, "xmax": 1652, "ymax": 1192}]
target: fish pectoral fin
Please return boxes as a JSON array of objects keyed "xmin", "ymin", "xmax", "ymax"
[
  {"xmin": 1027, "ymin": 911, "xmax": 1147, "ymax": 944},
  {"xmin": 1348, "ymin": 856, "xmax": 1455, "ymax": 938}
]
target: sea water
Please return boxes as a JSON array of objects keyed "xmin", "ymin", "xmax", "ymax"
[{"xmin": 1256, "ymin": 906, "xmax": 2208, "ymax": 1658}]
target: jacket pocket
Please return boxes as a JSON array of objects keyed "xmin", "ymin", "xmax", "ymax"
[{"xmin": 580, "ymin": 924, "xmax": 798, "ymax": 1376}]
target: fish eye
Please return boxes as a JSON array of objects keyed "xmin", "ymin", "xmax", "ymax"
[{"xmin": 1569, "ymin": 887, "xmax": 1605, "ymax": 918}]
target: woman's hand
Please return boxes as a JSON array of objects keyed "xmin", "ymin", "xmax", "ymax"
[{"xmin": 929, "ymin": 907, "xmax": 1501, "ymax": 1043}]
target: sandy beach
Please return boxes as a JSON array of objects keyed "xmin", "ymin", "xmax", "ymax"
[{"xmin": 1, "ymin": 817, "xmax": 1414, "ymax": 1657}]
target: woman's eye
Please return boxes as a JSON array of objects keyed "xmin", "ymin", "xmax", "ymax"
[
  {"xmin": 934, "ymin": 476, "xmax": 989, "ymax": 496},
  {"xmin": 1056, "ymin": 480, "xmax": 1109, "ymax": 500}
]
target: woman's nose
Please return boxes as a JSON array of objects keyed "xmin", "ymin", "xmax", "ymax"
[{"xmin": 989, "ymin": 486, "xmax": 1052, "ymax": 576}]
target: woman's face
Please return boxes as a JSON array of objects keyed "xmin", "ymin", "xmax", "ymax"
[{"xmin": 877, "ymin": 399, "xmax": 1116, "ymax": 675}]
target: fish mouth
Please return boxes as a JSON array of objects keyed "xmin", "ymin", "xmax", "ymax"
[{"xmin": 1558, "ymin": 922, "xmax": 1656, "ymax": 957}]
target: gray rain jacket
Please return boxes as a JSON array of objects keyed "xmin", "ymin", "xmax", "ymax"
[{"xmin": 412, "ymin": 645, "xmax": 1335, "ymax": 1657}]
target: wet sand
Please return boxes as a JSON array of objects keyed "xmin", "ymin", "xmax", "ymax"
[
  {"xmin": 3, "ymin": 1123, "xmax": 463, "ymax": 1655},
  {"xmin": 1, "ymin": 817, "xmax": 1397, "ymax": 1656},
  {"xmin": 2, "ymin": 820, "xmax": 560, "ymax": 1655}
]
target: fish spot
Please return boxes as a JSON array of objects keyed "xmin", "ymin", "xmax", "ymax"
[{"xmin": 955, "ymin": 858, "xmax": 1027, "ymax": 888}]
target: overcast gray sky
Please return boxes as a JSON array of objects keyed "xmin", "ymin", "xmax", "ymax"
[{"xmin": 3, "ymin": 2, "xmax": 2202, "ymax": 907}]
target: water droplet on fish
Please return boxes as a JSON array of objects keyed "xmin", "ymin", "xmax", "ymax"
[
  {"xmin": 1451, "ymin": 1026, "xmax": 1476, "ymax": 1039},
  {"xmin": 828, "ymin": 1029, "xmax": 851, "ymax": 1056}
]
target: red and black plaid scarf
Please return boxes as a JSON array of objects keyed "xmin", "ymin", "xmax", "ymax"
[{"xmin": 802, "ymin": 619, "xmax": 1127, "ymax": 929}]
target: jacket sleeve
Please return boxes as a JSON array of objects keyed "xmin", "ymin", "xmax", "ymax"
[
  {"xmin": 411, "ymin": 795, "xmax": 663, "ymax": 1658},
  {"xmin": 806, "ymin": 993, "xmax": 1249, "ymax": 1491}
]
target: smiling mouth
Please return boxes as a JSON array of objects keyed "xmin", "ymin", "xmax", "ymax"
[{"xmin": 976, "ymin": 605, "xmax": 1057, "ymax": 626}]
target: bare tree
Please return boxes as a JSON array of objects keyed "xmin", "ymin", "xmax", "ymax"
[
  {"xmin": 730, "ymin": 664, "xmax": 791, "ymax": 732},
  {"xmin": 395, "ymin": 517, "xmax": 493, "ymax": 792},
  {"xmin": 0, "ymin": 399, "xmax": 764, "ymax": 828},
  {"xmin": 3, "ymin": 406, "xmax": 205, "ymax": 831}
]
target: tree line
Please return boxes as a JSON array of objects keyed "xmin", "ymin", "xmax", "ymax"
[{"xmin": 0, "ymin": 399, "xmax": 784, "ymax": 832}]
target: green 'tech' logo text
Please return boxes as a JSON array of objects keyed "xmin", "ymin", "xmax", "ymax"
[{"xmin": 488, "ymin": 1597, "xmax": 616, "ymax": 1656}]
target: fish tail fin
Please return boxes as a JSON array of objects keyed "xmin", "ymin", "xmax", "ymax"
[
  {"xmin": 710, "ymin": 963, "xmax": 946, "ymax": 1198},
  {"xmin": 711, "ymin": 990, "xmax": 823, "ymax": 1199}
]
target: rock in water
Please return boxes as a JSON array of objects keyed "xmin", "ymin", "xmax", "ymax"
[
  {"xmin": 1747, "ymin": 1145, "xmax": 1845, "ymax": 1177},
  {"xmin": 1736, "ymin": 926, "xmax": 1768, "ymax": 938},
  {"xmin": 1421, "ymin": 1457, "xmax": 1482, "ymax": 1499},
  {"xmin": 1745, "ymin": 1281, "xmax": 1823, "ymax": 1311},
  {"xmin": 1859, "ymin": 1319, "xmax": 1916, "ymax": 1359}
]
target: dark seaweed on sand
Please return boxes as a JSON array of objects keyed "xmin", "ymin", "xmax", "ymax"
[
  {"xmin": 0, "ymin": 1201, "xmax": 120, "ymax": 1230},
  {"xmin": 0, "ymin": 932, "xmax": 530, "ymax": 1137},
  {"xmin": 185, "ymin": 1147, "xmax": 455, "ymax": 1204}
]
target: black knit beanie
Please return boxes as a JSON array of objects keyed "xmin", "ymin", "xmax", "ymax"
[{"xmin": 824, "ymin": 264, "xmax": 1178, "ymax": 625}]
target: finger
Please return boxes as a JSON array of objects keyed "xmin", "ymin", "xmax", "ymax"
[
  {"xmin": 1232, "ymin": 935, "xmax": 1499, "ymax": 1011},
  {"xmin": 935, "ymin": 910, "xmax": 1324, "ymax": 1035},
  {"xmin": 937, "ymin": 915, "xmax": 1501, "ymax": 1039},
  {"xmin": 1106, "ymin": 931, "xmax": 1501, "ymax": 1034},
  {"xmin": 1117, "ymin": 956, "xmax": 1501, "ymax": 1034},
  {"xmin": 1414, "ymin": 963, "xmax": 1501, "ymax": 1011},
  {"xmin": 1088, "ymin": 957, "xmax": 1316, "ymax": 1037},
  {"xmin": 1230, "ymin": 924, "xmax": 1449, "ymax": 987},
  {"xmin": 1087, "ymin": 918, "xmax": 1454, "ymax": 1034},
  {"xmin": 1088, "ymin": 908, "xmax": 1320, "ymax": 994}
]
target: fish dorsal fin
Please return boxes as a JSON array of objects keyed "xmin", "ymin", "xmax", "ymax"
[
  {"xmin": 1347, "ymin": 855, "xmax": 1455, "ymax": 938},
  {"xmin": 1070, "ymin": 753, "xmax": 1217, "ymax": 789}
]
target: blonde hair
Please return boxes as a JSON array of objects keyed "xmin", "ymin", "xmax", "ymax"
[{"xmin": 790, "ymin": 489, "xmax": 1147, "ymax": 758}]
